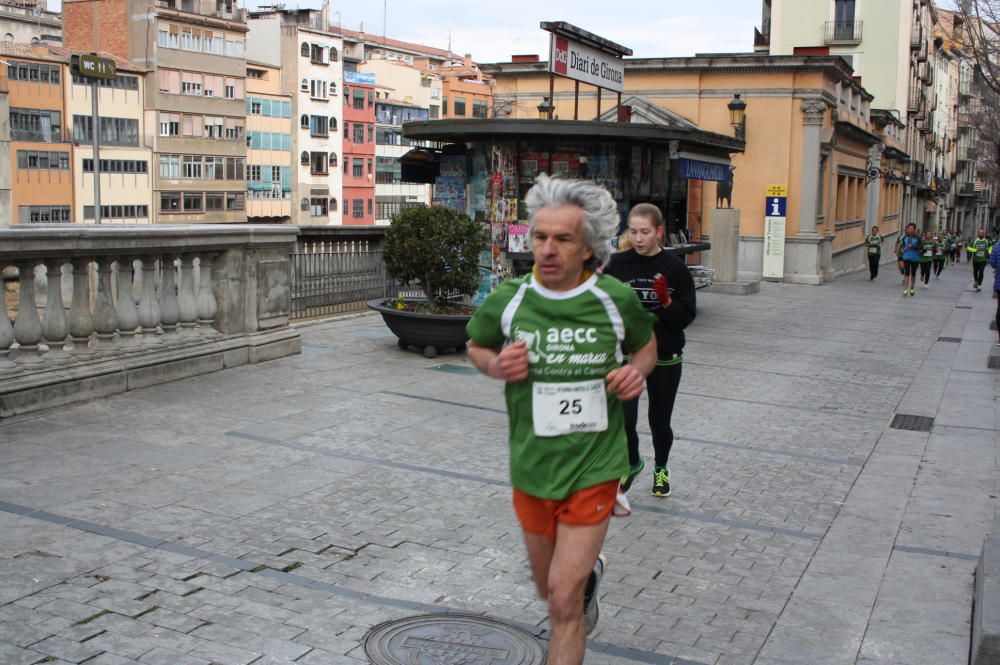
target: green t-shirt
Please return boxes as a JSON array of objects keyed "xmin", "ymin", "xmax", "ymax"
[
  {"xmin": 865, "ymin": 234, "xmax": 882, "ymax": 255},
  {"xmin": 466, "ymin": 273, "xmax": 655, "ymax": 500},
  {"xmin": 970, "ymin": 238, "xmax": 991, "ymax": 262},
  {"xmin": 920, "ymin": 241, "xmax": 936, "ymax": 263}
]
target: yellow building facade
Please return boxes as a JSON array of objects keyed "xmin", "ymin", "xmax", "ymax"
[
  {"xmin": 245, "ymin": 61, "xmax": 292, "ymax": 222},
  {"xmin": 483, "ymin": 54, "xmax": 905, "ymax": 283}
]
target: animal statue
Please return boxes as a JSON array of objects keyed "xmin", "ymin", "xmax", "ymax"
[{"xmin": 716, "ymin": 167, "xmax": 736, "ymax": 208}]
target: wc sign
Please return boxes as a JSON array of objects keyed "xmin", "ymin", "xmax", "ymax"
[{"xmin": 762, "ymin": 184, "xmax": 788, "ymax": 280}]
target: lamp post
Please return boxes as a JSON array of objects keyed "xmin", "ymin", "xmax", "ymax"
[
  {"xmin": 728, "ymin": 93, "xmax": 747, "ymax": 140},
  {"xmin": 537, "ymin": 96, "xmax": 554, "ymax": 120}
]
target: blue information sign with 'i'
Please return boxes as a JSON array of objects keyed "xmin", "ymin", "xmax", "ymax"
[{"xmin": 766, "ymin": 196, "xmax": 787, "ymax": 218}]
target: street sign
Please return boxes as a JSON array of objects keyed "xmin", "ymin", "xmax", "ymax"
[
  {"xmin": 762, "ymin": 193, "xmax": 788, "ymax": 280},
  {"xmin": 78, "ymin": 54, "xmax": 116, "ymax": 80}
]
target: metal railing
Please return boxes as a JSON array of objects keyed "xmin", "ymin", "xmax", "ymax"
[
  {"xmin": 911, "ymin": 23, "xmax": 922, "ymax": 49},
  {"xmin": 290, "ymin": 248, "xmax": 389, "ymax": 320},
  {"xmin": 825, "ymin": 21, "xmax": 863, "ymax": 44}
]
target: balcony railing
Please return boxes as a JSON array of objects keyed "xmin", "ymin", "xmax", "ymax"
[
  {"xmin": 0, "ymin": 225, "xmax": 300, "ymax": 418},
  {"xmin": 291, "ymin": 227, "xmax": 390, "ymax": 320},
  {"xmin": 958, "ymin": 145, "xmax": 977, "ymax": 161},
  {"xmin": 911, "ymin": 23, "xmax": 923, "ymax": 49},
  {"xmin": 825, "ymin": 21, "xmax": 863, "ymax": 44},
  {"xmin": 959, "ymin": 182, "xmax": 977, "ymax": 196},
  {"xmin": 908, "ymin": 85, "xmax": 923, "ymax": 114}
]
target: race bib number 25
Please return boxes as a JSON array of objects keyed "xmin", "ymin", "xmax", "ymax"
[{"xmin": 532, "ymin": 380, "xmax": 608, "ymax": 437}]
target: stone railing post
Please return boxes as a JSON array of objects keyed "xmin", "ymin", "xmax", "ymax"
[
  {"xmin": 0, "ymin": 268, "xmax": 15, "ymax": 372},
  {"xmin": 159, "ymin": 256, "xmax": 181, "ymax": 337},
  {"xmin": 115, "ymin": 257, "xmax": 140, "ymax": 347},
  {"xmin": 177, "ymin": 254, "xmax": 198, "ymax": 336},
  {"xmin": 68, "ymin": 258, "xmax": 96, "ymax": 360},
  {"xmin": 93, "ymin": 258, "xmax": 118, "ymax": 351},
  {"xmin": 137, "ymin": 255, "xmax": 162, "ymax": 344},
  {"xmin": 196, "ymin": 253, "xmax": 218, "ymax": 333},
  {"xmin": 42, "ymin": 259, "xmax": 69, "ymax": 362},
  {"xmin": 13, "ymin": 260, "xmax": 45, "ymax": 364}
]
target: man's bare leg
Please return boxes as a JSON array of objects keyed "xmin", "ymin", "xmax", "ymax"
[
  {"xmin": 522, "ymin": 531, "xmax": 556, "ymax": 599},
  {"xmin": 544, "ymin": 519, "xmax": 610, "ymax": 665}
]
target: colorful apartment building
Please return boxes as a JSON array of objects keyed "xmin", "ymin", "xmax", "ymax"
[
  {"xmin": 342, "ymin": 74, "xmax": 375, "ymax": 225},
  {"xmin": 247, "ymin": 7, "xmax": 343, "ymax": 224},
  {"xmin": 63, "ymin": 0, "xmax": 248, "ymax": 224},
  {"xmin": 2, "ymin": 44, "xmax": 152, "ymax": 225},
  {"xmin": 433, "ymin": 55, "xmax": 494, "ymax": 120},
  {"xmin": 245, "ymin": 61, "xmax": 291, "ymax": 223}
]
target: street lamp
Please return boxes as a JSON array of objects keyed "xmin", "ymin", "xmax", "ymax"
[
  {"xmin": 728, "ymin": 93, "xmax": 747, "ymax": 140},
  {"xmin": 537, "ymin": 96, "xmax": 554, "ymax": 120}
]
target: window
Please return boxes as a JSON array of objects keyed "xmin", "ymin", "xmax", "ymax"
[
  {"xmin": 183, "ymin": 192, "xmax": 203, "ymax": 211},
  {"xmin": 367, "ymin": 124, "xmax": 374, "ymax": 142},
  {"xmin": 205, "ymin": 193, "xmax": 224, "ymax": 211},
  {"xmin": 352, "ymin": 158, "xmax": 363, "ymax": 178},
  {"xmin": 83, "ymin": 158, "xmax": 147, "ymax": 173},
  {"xmin": 353, "ymin": 124, "xmax": 364, "ymax": 143},
  {"xmin": 329, "ymin": 152, "xmax": 338, "ymax": 167},
  {"xmin": 17, "ymin": 150, "xmax": 69, "ymax": 170},
  {"xmin": 302, "ymin": 78, "xmax": 309, "ymax": 93},
  {"xmin": 429, "ymin": 104, "xmax": 439, "ymax": 119},
  {"xmin": 310, "ymin": 44, "xmax": 326, "ymax": 64},
  {"xmin": 205, "ymin": 156, "xmax": 225, "ymax": 179},
  {"xmin": 454, "ymin": 97, "xmax": 466, "ymax": 116},
  {"xmin": 225, "ymin": 84, "xmax": 235, "ymax": 99},
  {"xmin": 10, "ymin": 108, "xmax": 61, "ymax": 142},
  {"xmin": 301, "ymin": 198, "xmax": 309, "ymax": 211},
  {"xmin": 248, "ymin": 165, "xmax": 261, "ymax": 181},
  {"xmin": 330, "ymin": 116, "xmax": 337, "ymax": 131},
  {"xmin": 19, "ymin": 205, "xmax": 70, "ymax": 223},
  {"xmin": 226, "ymin": 192, "xmax": 245, "ymax": 210},
  {"xmin": 72, "ymin": 73, "xmax": 139, "ymax": 90},
  {"xmin": 83, "ymin": 205, "xmax": 149, "ymax": 220},
  {"xmin": 368, "ymin": 90, "xmax": 374, "ymax": 107},
  {"xmin": 73, "ymin": 116, "xmax": 139, "ymax": 147},
  {"xmin": 472, "ymin": 100, "xmax": 488, "ymax": 119},
  {"xmin": 271, "ymin": 166, "xmax": 281, "ymax": 183},
  {"xmin": 301, "ymin": 114, "xmax": 309, "ymax": 129},
  {"xmin": 182, "ymin": 79, "xmax": 202, "ymax": 95},
  {"xmin": 309, "ymin": 197, "xmax": 328, "ymax": 217},
  {"xmin": 225, "ymin": 157, "xmax": 244, "ymax": 180},
  {"xmin": 310, "ymin": 151, "xmax": 329, "ymax": 175},
  {"xmin": 330, "ymin": 47, "xmax": 338, "ymax": 62},
  {"xmin": 352, "ymin": 199, "xmax": 364, "ymax": 218},
  {"xmin": 309, "ymin": 115, "xmax": 329, "ymax": 136},
  {"xmin": 368, "ymin": 199, "xmax": 373, "ymax": 215},
  {"xmin": 353, "ymin": 90, "xmax": 365, "ymax": 110},
  {"xmin": 247, "ymin": 68, "xmax": 265, "ymax": 80},
  {"xmin": 330, "ymin": 82, "xmax": 337, "ymax": 96},
  {"xmin": 159, "ymin": 155, "xmax": 180, "ymax": 178},
  {"xmin": 301, "ymin": 42, "xmax": 310, "ymax": 57},
  {"xmin": 310, "ymin": 79, "xmax": 327, "ymax": 99},
  {"xmin": 159, "ymin": 113, "xmax": 180, "ymax": 136},
  {"xmin": 250, "ymin": 99, "xmax": 262, "ymax": 115},
  {"xmin": 330, "ymin": 197, "xmax": 338, "ymax": 212},
  {"xmin": 8, "ymin": 62, "xmax": 60, "ymax": 84},
  {"xmin": 225, "ymin": 39, "xmax": 244, "ymax": 57},
  {"xmin": 344, "ymin": 122, "xmax": 350, "ymax": 139},
  {"xmin": 160, "ymin": 192, "xmax": 181, "ymax": 212},
  {"xmin": 442, "ymin": 96, "xmax": 448, "ymax": 115},
  {"xmin": 182, "ymin": 155, "xmax": 202, "ymax": 179}
]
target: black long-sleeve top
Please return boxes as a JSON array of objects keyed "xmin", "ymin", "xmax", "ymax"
[{"xmin": 604, "ymin": 249, "xmax": 697, "ymax": 361}]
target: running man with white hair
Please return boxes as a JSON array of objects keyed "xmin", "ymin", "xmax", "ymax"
[{"xmin": 467, "ymin": 174, "xmax": 658, "ymax": 664}]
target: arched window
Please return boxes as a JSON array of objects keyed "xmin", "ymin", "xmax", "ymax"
[
  {"xmin": 329, "ymin": 47, "xmax": 338, "ymax": 62},
  {"xmin": 329, "ymin": 117, "xmax": 337, "ymax": 131},
  {"xmin": 329, "ymin": 152, "xmax": 337, "ymax": 167},
  {"xmin": 329, "ymin": 82, "xmax": 337, "ymax": 96},
  {"xmin": 3, "ymin": 33, "xmax": 13, "ymax": 43},
  {"xmin": 300, "ymin": 78, "xmax": 308, "ymax": 92},
  {"xmin": 30, "ymin": 37, "xmax": 39, "ymax": 45},
  {"xmin": 330, "ymin": 198, "xmax": 338, "ymax": 212},
  {"xmin": 300, "ymin": 114, "xmax": 309, "ymax": 128},
  {"xmin": 300, "ymin": 151, "xmax": 309, "ymax": 165},
  {"xmin": 300, "ymin": 42, "xmax": 309, "ymax": 57},
  {"xmin": 300, "ymin": 198, "xmax": 309, "ymax": 211}
]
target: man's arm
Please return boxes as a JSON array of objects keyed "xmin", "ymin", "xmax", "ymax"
[
  {"xmin": 605, "ymin": 332, "xmax": 657, "ymax": 401},
  {"xmin": 467, "ymin": 340, "xmax": 529, "ymax": 382}
]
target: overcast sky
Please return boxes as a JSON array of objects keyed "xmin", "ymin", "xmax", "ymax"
[{"xmin": 283, "ymin": 0, "xmax": 763, "ymax": 62}]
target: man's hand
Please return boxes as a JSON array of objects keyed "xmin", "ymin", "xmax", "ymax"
[
  {"xmin": 652, "ymin": 274, "xmax": 672, "ymax": 307},
  {"xmin": 490, "ymin": 340, "xmax": 529, "ymax": 382},
  {"xmin": 605, "ymin": 364, "xmax": 645, "ymax": 400}
]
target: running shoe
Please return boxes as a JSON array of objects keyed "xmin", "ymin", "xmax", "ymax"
[
  {"xmin": 902, "ymin": 289, "xmax": 908, "ymax": 296},
  {"xmin": 922, "ymin": 283, "xmax": 929, "ymax": 289},
  {"xmin": 583, "ymin": 553, "xmax": 606, "ymax": 635},
  {"xmin": 619, "ymin": 458, "xmax": 645, "ymax": 494},
  {"xmin": 651, "ymin": 467, "xmax": 671, "ymax": 497}
]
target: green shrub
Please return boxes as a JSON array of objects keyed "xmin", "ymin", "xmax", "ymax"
[{"xmin": 383, "ymin": 205, "xmax": 485, "ymax": 311}]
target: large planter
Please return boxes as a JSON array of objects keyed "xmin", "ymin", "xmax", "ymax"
[{"xmin": 368, "ymin": 299, "xmax": 472, "ymax": 358}]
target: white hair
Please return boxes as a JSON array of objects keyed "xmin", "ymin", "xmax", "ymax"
[{"xmin": 523, "ymin": 173, "xmax": 619, "ymax": 270}]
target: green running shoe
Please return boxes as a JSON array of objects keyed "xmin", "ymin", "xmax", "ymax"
[
  {"xmin": 619, "ymin": 458, "xmax": 645, "ymax": 494},
  {"xmin": 651, "ymin": 467, "xmax": 671, "ymax": 497}
]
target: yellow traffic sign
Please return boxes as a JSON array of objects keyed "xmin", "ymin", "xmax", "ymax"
[{"xmin": 766, "ymin": 184, "xmax": 788, "ymax": 197}]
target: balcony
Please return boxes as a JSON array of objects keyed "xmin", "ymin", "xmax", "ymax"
[
  {"xmin": 0, "ymin": 225, "xmax": 301, "ymax": 418},
  {"xmin": 958, "ymin": 182, "xmax": 977, "ymax": 196},
  {"xmin": 908, "ymin": 85, "xmax": 923, "ymax": 114},
  {"xmin": 825, "ymin": 20, "xmax": 863, "ymax": 45},
  {"xmin": 958, "ymin": 145, "xmax": 977, "ymax": 161},
  {"xmin": 911, "ymin": 23, "xmax": 923, "ymax": 49},
  {"xmin": 959, "ymin": 111, "xmax": 975, "ymax": 128},
  {"xmin": 917, "ymin": 40, "xmax": 928, "ymax": 62}
]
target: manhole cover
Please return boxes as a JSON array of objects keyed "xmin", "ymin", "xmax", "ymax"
[
  {"xmin": 363, "ymin": 613, "xmax": 546, "ymax": 665},
  {"xmin": 890, "ymin": 413, "xmax": 934, "ymax": 432}
]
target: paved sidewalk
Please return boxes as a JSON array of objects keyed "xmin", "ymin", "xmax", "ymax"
[{"xmin": 0, "ymin": 259, "xmax": 997, "ymax": 665}]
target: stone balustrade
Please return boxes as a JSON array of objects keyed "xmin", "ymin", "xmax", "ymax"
[{"xmin": 0, "ymin": 225, "xmax": 301, "ymax": 419}]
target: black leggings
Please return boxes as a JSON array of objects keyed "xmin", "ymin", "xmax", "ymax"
[
  {"xmin": 920, "ymin": 262, "xmax": 931, "ymax": 284},
  {"xmin": 624, "ymin": 362, "xmax": 682, "ymax": 469},
  {"xmin": 974, "ymin": 261, "xmax": 986, "ymax": 286},
  {"xmin": 933, "ymin": 258, "xmax": 945, "ymax": 276},
  {"xmin": 868, "ymin": 254, "xmax": 879, "ymax": 278},
  {"xmin": 903, "ymin": 261, "xmax": 919, "ymax": 277}
]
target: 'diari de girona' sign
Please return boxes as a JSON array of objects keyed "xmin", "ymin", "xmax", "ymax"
[{"xmin": 543, "ymin": 21, "xmax": 629, "ymax": 94}]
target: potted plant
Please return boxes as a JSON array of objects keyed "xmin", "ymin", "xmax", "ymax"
[{"xmin": 369, "ymin": 205, "xmax": 485, "ymax": 358}]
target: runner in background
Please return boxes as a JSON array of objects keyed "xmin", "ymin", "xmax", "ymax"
[
  {"xmin": 605, "ymin": 204, "xmax": 697, "ymax": 498},
  {"xmin": 919, "ymin": 230, "xmax": 934, "ymax": 290},
  {"xmin": 865, "ymin": 227, "xmax": 883, "ymax": 280},
  {"xmin": 900, "ymin": 223, "xmax": 922, "ymax": 296},
  {"xmin": 932, "ymin": 232, "xmax": 946, "ymax": 279},
  {"xmin": 970, "ymin": 229, "xmax": 992, "ymax": 291},
  {"xmin": 990, "ymin": 240, "xmax": 1000, "ymax": 345}
]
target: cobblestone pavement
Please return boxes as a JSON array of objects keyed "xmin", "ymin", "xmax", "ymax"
[{"xmin": 0, "ymin": 261, "xmax": 997, "ymax": 665}]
